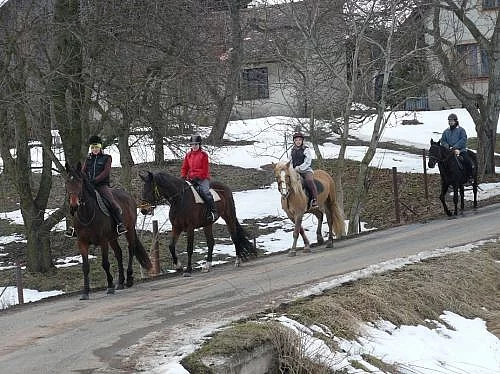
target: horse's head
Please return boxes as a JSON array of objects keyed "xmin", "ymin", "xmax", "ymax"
[
  {"xmin": 273, "ymin": 161, "xmax": 301, "ymax": 198},
  {"xmin": 273, "ymin": 162, "xmax": 290, "ymax": 198},
  {"xmin": 139, "ymin": 171, "xmax": 156, "ymax": 215},
  {"xmin": 427, "ymin": 139, "xmax": 445, "ymax": 169},
  {"xmin": 65, "ymin": 162, "xmax": 87, "ymax": 214}
]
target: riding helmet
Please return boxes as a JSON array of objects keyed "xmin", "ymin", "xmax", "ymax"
[
  {"xmin": 448, "ymin": 113, "xmax": 458, "ymax": 122},
  {"xmin": 292, "ymin": 132, "xmax": 305, "ymax": 140},
  {"xmin": 189, "ymin": 134, "xmax": 202, "ymax": 145},
  {"xmin": 88, "ymin": 135, "xmax": 102, "ymax": 145}
]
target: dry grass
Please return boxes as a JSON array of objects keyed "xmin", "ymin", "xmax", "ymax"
[{"xmin": 183, "ymin": 244, "xmax": 500, "ymax": 372}]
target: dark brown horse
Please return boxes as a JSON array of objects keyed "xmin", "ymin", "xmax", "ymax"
[
  {"xmin": 139, "ymin": 171, "xmax": 257, "ymax": 276},
  {"xmin": 427, "ymin": 139, "xmax": 478, "ymax": 216},
  {"xmin": 274, "ymin": 161, "xmax": 344, "ymax": 255},
  {"xmin": 65, "ymin": 162, "xmax": 152, "ymax": 300}
]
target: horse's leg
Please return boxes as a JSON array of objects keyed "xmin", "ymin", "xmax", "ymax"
[
  {"xmin": 313, "ymin": 211, "xmax": 325, "ymax": 247},
  {"xmin": 459, "ymin": 184, "xmax": 465, "ymax": 213},
  {"xmin": 452, "ymin": 185, "xmax": 459, "ymax": 216},
  {"xmin": 109, "ymin": 239, "xmax": 126, "ymax": 289},
  {"xmin": 323, "ymin": 208, "xmax": 334, "ymax": 248},
  {"xmin": 289, "ymin": 215, "xmax": 309, "ymax": 256},
  {"xmin": 440, "ymin": 183, "xmax": 452, "ymax": 216},
  {"xmin": 100, "ymin": 243, "xmax": 116, "ymax": 294},
  {"xmin": 472, "ymin": 180, "xmax": 478, "ymax": 208},
  {"xmin": 184, "ymin": 229, "xmax": 195, "ymax": 277},
  {"xmin": 168, "ymin": 228, "xmax": 182, "ymax": 272},
  {"xmin": 202, "ymin": 225, "xmax": 215, "ymax": 272},
  {"xmin": 123, "ymin": 230, "xmax": 135, "ymax": 288},
  {"xmin": 78, "ymin": 242, "xmax": 90, "ymax": 300}
]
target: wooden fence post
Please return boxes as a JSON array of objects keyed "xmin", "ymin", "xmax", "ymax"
[
  {"xmin": 16, "ymin": 260, "xmax": 23, "ymax": 305},
  {"xmin": 422, "ymin": 149, "xmax": 429, "ymax": 199},
  {"xmin": 392, "ymin": 167, "xmax": 400, "ymax": 224},
  {"xmin": 151, "ymin": 220, "xmax": 160, "ymax": 275}
]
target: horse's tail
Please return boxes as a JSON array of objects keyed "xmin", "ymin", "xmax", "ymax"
[
  {"xmin": 232, "ymin": 221, "xmax": 258, "ymax": 260},
  {"xmin": 328, "ymin": 181, "xmax": 345, "ymax": 239},
  {"xmin": 133, "ymin": 229, "xmax": 153, "ymax": 270},
  {"xmin": 221, "ymin": 184, "xmax": 258, "ymax": 260}
]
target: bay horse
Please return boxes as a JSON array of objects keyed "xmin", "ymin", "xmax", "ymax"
[
  {"xmin": 139, "ymin": 171, "xmax": 258, "ymax": 276},
  {"xmin": 427, "ymin": 139, "xmax": 478, "ymax": 216},
  {"xmin": 273, "ymin": 161, "xmax": 344, "ymax": 255},
  {"xmin": 65, "ymin": 162, "xmax": 152, "ymax": 300}
]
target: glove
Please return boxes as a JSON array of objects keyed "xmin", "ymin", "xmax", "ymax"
[
  {"xmin": 453, "ymin": 149, "xmax": 460, "ymax": 156},
  {"xmin": 191, "ymin": 177, "xmax": 201, "ymax": 184},
  {"xmin": 294, "ymin": 166, "xmax": 301, "ymax": 172},
  {"xmin": 89, "ymin": 179, "xmax": 96, "ymax": 186},
  {"xmin": 181, "ymin": 176, "xmax": 187, "ymax": 180}
]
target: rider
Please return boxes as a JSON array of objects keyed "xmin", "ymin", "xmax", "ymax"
[
  {"xmin": 65, "ymin": 135, "xmax": 127, "ymax": 237},
  {"xmin": 289, "ymin": 131, "xmax": 318, "ymax": 208},
  {"xmin": 440, "ymin": 113, "xmax": 474, "ymax": 181},
  {"xmin": 180, "ymin": 134, "xmax": 219, "ymax": 222}
]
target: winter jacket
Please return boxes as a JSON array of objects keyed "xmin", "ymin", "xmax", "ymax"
[{"xmin": 180, "ymin": 148, "xmax": 210, "ymax": 180}]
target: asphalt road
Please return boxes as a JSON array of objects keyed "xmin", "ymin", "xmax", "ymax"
[{"xmin": 1, "ymin": 203, "xmax": 499, "ymax": 373}]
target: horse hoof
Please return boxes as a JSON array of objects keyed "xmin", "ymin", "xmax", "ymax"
[
  {"xmin": 303, "ymin": 247, "xmax": 311, "ymax": 253},
  {"xmin": 202, "ymin": 263, "xmax": 212, "ymax": 273},
  {"xmin": 288, "ymin": 250, "xmax": 297, "ymax": 257},
  {"xmin": 107, "ymin": 287, "xmax": 115, "ymax": 294},
  {"xmin": 80, "ymin": 293, "xmax": 89, "ymax": 300},
  {"xmin": 234, "ymin": 258, "xmax": 241, "ymax": 267},
  {"xmin": 116, "ymin": 284, "xmax": 124, "ymax": 290},
  {"xmin": 326, "ymin": 242, "xmax": 333, "ymax": 248},
  {"xmin": 126, "ymin": 280, "xmax": 134, "ymax": 288},
  {"xmin": 183, "ymin": 272, "xmax": 192, "ymax": 277}
]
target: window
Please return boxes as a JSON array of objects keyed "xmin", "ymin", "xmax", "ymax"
[
  {"xmin": 456, "ymin": 44, "xmax": 489, "ymax": 78},
  {"xmin": 483, "ymin": 0, "xmax": 500, "ymax": 10},
  {"xmin": 239, "ymin": 67, "xmax": 269, "ymax": 100}
]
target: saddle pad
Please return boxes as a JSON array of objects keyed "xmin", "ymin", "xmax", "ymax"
[
  {"xmin": 185, "ymin": 182, "xmax": 221, "ymax": 204},
  {"xmin": 95, "ymin": 190, "xmax": 123, "ymax": 216}
]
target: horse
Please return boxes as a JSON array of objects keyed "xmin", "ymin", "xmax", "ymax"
[
  {"xmin": 65, "ymin": 162, "xmax": 152, "ymax": 300},
  {"xmin": 427, "ymin": 139, "xmax": 478, "ymax": 216},
  {"xmin": 273, "ymin": 161, "xmax": 345, "ymax": 255},
  {"xmin": 139, "ymin": 171, "xmax": 258, "ymax": 276}
]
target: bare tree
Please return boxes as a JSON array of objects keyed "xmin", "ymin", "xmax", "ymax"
[{"xmin": 427, "ymin": 0, "xmax": 499, "ymax": 176}]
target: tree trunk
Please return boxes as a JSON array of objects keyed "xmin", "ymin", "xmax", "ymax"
[{"xmin": 206, "ymin": 0, "xmax": 242, "ymax": 145}]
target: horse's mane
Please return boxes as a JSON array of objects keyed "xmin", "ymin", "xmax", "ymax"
[{"xmin": 276, "ymin": 161, "xmax": 303, "ymax": 195}]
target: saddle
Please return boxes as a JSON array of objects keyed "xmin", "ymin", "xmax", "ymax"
[
  {"xmin": 299, "ymin": 176, "xmax": 322, "ymax": 203},
  {"xmin": 185, "ymin": 181, "xmax": 221, "ymax": 204},
  {"xmin": 94, "ymin": 190, "xmax": 122, "ymax": 217}
]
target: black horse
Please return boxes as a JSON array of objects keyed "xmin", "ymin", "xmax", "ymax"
[
  {"xmin": 427, "ymin": 139, "xmax": 478, "ymax": 216},
  {"xmin": 139, "ymin": 171, "xmax": 258, "ymax": 276},
  {"xmin": 65, "ymin": 162, "xmax": 152, "ymax": 299}
]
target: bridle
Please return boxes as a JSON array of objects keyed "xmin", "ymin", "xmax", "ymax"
[
  {"xmin": 276, "ymin": 169, "xmax": 290, "ymax": 199},
  {"xmin": 67, "ymin": 175, "xmax": 96, "ymax": 226},
  {"xmin": 138, "ymin": 177, "xmax": 191, "ymax": 213}
]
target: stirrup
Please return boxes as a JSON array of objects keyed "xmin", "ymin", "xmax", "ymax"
[
  {"xmin": 310, "ymin": 199, "xmax": 318, "ymax": 208},
  {"xmin": 116, "ymin": 224, "xmax": 128, "ymax": 235},
  {"xmin": 208, "ymin": 211, "xmax": 219, "ymax": 222},
  {"xmin": 65, "ymin": 228, "xmax": 76, "ymax": 238}
]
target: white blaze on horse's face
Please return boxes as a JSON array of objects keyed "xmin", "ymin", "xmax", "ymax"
[{"xmin": 279, "ymin": 169, "xmax": 288, "ymax": 197}]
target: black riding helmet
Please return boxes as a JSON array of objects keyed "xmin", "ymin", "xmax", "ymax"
[
  {"xmin": 88, "ymin": 135, "xmax": 102, "ymax": 145},
  {"xmin": 292, "ymin": 132, "xmax": 305, "ymax": 141},
  {"xmin": 189, "ymin": 134, "xmax": 202, "ymax": 145}
]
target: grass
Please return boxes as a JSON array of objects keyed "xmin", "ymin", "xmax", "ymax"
[{"xmin": 181, "ymin": 244, "xmax": 500, "ymax": 372}]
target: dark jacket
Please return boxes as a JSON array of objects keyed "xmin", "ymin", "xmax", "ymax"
[{"xmin": 82, "ymin": 152, "xmax": 112, "ymax": 187}]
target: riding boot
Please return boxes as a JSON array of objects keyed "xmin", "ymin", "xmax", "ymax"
[
  {"xmin": 111, "ymin": 206, "xmax": 128, "ymax": 235},
  {"xmin": 205, "ymin": 195, "xmax": 219, "ymax": 222},
  {"xmin": 306, "ymin": 179, "xmax": 319, "ymax": 208}
]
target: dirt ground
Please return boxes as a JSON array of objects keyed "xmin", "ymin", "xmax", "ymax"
[{"xmin": 0, "ymin": 154, "xmax": 500, "ymax": 293}]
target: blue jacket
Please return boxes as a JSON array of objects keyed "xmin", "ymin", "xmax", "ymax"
[{"xmin": 440, "ymin": 126, "xmax": 467, "ymax": 152}]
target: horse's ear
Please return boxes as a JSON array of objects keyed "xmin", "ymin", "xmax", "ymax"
[
  {"xmin": 430, "ymin": 139, "xmax": 434, "ymax": 145},
  {"xmin": 285, "ymin": 161, "xmax": 290, "ymax": 168},
  {"xmin": 76, "ymin": 161, "xmax": 82, "ymax": 171},
  {"xmin": 65, "ymin": 162, "xmax": 71, "ymax": 172},
  {"xmin": 139, "ymin": 170, "xmax": 152, "ymax": 182}
]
